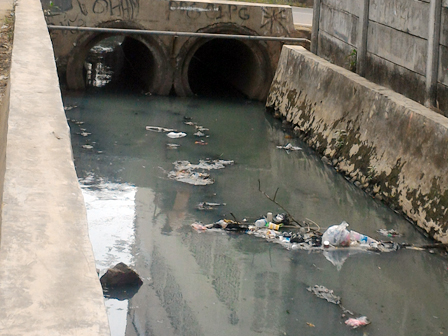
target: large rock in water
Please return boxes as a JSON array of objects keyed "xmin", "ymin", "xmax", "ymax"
[{"xmin": 100, "ymin": 263, "xmax": 143, "ymax": 288}]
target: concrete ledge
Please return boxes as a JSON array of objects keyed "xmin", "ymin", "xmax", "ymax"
[
  {"xmin": 267, "ymin": 46, "xmax": 448, "ymax": 243},
  {"xmin": 0, "ymin": 0, "xmax": 110, "ymax": 334}
]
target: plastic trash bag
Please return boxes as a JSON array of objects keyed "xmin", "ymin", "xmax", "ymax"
[
  {"xmin": 323, "ymin": 249, "xmax": 361, "ymax": 271},
  {"xmin": 166, "ymin": 132, "xmax": 187, "ymax": 138},
  {"xmin": 345, "ymin": 316, "xmax": 370, "ymax": 329},
  {"xmin": 322, "ymin": 221, "xmax": 351, "ymax": 247}
]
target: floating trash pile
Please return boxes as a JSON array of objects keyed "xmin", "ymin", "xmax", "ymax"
[
  {"xmin": 307, "ymin": 285, "xmax": 371, "ymax": 329},
  {"xmin": 276, "ymin": 143, "xmax": 302, "ymax": 151},
  {"xmin": 192, "ymin": 216, "xmax": 398, "ymax": 253},
  {"xmin": 196, "ymin": 202, "xmax": 226, "ymax": 211},
  {"xmin": 167, "ymin": 159, "xmax": 234, "ymax": 186}
]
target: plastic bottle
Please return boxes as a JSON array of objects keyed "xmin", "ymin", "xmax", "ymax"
[
  {"xmin": 266, "ymin": 212, "xmax": 273, "ymax": 222},
  {"xmin": 266, "ymin": 223, "xmax": 281, "ymax": 230},
  {"xmin": 350, "ymin": 230, "xmax": 378, "ymax": 245},
  {"xmin": 255, "ymin": 219, "xmax": 267, "ymax": 228}
]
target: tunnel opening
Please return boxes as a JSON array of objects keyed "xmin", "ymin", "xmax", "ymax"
[
  {"xmin": 187, "ymin": 38, "xmax": 263, "ymax": 99},
  {"xmin": 84, "ymin": 36, "xmax": 155, "ymax": 93}
]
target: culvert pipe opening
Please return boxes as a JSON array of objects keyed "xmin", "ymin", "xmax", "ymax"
[
  {"xmin": 186, "ymin": 38, "xmax": 271, "ymax": 100},
  {"xmin": 84, "ymin": 36, "xmax": 155, "ymax": 92}
]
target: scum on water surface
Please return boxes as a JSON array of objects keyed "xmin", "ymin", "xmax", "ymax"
[{"xmin": 63, "ymin": 91, "xmax": 448, "ymax": 336}]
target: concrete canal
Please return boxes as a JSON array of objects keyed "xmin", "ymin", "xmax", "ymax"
[{"xmin": 63, "ymin": 85, "xmax": 448, "ymax": 335}]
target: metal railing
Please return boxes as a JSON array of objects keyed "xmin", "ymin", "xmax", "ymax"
[{"xmin": 47, "ymin": 25, "xmax": 310, "ymax": 43}]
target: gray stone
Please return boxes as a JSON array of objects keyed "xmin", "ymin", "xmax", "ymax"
[{"xmin": 100, "ymin": 263, "xmax": 143, "ymax": 288}]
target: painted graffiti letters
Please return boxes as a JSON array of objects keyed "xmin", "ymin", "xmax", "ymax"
[
  {"xmin": 205, "ymin": 3, "xmax": 222, "ymax": 19},
  {"xmin": 261, "ymin": 7, "xmax": 288, "ymax": 34},
  {"xmin": 238, "ymin": 7, "xmax": 249, "ymax": 20},
  {"xmin": 57, "ymin": 13, "xmax": 86, "ymax": 34},
  {"xmin": 110, "ymin": 0, "xmax": 139, "ymax": 19},
  {"xmin": 91, "ymin": 0, "xmax": 139, "ymax": 19},
  {"xmin": 168, "ymin": 1, "xmax": 249, "ymax": 21},
  {"xmin": 77, "ymin": 0, "xmax": 88, "ymax": 16},
  {"xmin": 92, "ymin": 0, "xmax": 108, "ymax": 14}
]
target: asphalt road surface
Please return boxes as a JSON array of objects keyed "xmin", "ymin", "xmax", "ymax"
[{"xmin": 292, "ymin": 6, "xmax": 313, "ymax": 26}]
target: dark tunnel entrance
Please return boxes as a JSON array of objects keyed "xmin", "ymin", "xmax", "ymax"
[
  {"xmin": 84, "ymin": 36, "xmax": 154, "ymax": 92},
  {"xmin": 66, "ymin": 32, "xmax": 171, "ymax": 95},
  {"xmin": 182, "ymin": 38, "xmax": 272, "ymax": 100}
]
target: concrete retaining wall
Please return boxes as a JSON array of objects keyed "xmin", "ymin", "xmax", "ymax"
[
  {"xmin": 267, "ymin": 46, "xmax": 448, "ymax": 243},
  {"xmin": 312, "ymin": 0, "xmax": 448, "ymax": 117},
  {"xmin": 42, "ymin": 0, "xmax": 303, "ymax": 101},
  {"xmin": 0, "ymin": 0, "xmax": 110, "ymax": 334},
  {"xmin": 0, "ymin": 83, "xmax": 8, "ymax": 221}
]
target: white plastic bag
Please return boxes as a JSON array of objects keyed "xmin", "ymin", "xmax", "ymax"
[{"xmin": 322, "ymin": 221, "xmax": 351, "ymax": 247}]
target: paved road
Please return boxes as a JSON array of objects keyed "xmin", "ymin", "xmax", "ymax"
[{"xmin": 292, "ymin": 6, "xmax": 313, "ymax": 26}]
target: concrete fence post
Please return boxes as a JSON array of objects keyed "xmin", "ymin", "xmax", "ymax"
[
  {"xmin": 310, "ymin": 0, "xmax": 321, "ymax": 54},
  {"xmin": 356, "ymin": 0, "xmax": 370, "ymax": 76},
  {"xmin": 425, "ymin": 0, "xmax": 442, "ymax": 108}
]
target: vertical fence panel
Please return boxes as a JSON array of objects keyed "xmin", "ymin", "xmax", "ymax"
[
  {"xmin": 311, "ymin": 0, "xmax": 321, "ymax": 54},
  {"xmin": 426, "ymin": 0, "xmax": 442, "ymax": 107},
  {"xmin": 356, "ymin": 0, "xmax": 369, "ymax": 76}
]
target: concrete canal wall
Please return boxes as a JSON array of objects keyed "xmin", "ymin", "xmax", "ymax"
[
  {"xmin": 0, "ymin": 0, "xmax": 11, "ymax": 235},
  {"xmin": 267, "ymin": 46, "xmax": 448, "ymax": 243},
  {"xmin": 0, "ymin": 0, "xmax": 110, "ymax": 334},
  {"xmin": 0, "ymin": 84, "xmax": 7, "ymax": 217}
]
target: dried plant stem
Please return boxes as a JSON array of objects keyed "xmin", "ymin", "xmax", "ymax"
[{"xmin": 258, "ymin": 179, "xmax": 302, "ymax": 227}]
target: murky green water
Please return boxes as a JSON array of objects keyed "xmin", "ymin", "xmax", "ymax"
[{"xmin": 63, "ymin": 90, "xmax": 448, "ymax": 336}]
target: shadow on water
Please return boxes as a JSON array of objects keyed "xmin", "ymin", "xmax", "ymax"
[{"xmin": 63, "ymin": 86, "xmax": 448, "ymax": 336}]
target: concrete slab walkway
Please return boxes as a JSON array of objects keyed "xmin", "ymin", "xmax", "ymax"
[{"xmin": 0, "ymin": 0, "xmax": 110, "ymax": 334}]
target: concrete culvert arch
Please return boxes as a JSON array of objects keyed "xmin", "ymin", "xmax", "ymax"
[
  {"xmin": 174, "ymin": 25, "xmax": 273, "ymax": 101},
  {"xmin": 66, "ymin": 23, "xmax": 172, "ymax": 94}
]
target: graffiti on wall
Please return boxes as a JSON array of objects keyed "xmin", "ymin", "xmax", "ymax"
[
  {"xmin": 168, "ymin": 1, "xmax": 250, "ymax": 21},
  {"xmin": 92, "ymin": 0, "xmax": 140, "ymax": 19},
  {"xmin": 48, "ymin": 0, "xmax": 140, "ymax": 22},
  {"xmin": 261, "ymin": 7, "xmax": 288, "ymax": 34}
]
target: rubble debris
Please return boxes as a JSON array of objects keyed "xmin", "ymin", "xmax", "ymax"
[
  {"xmin": 64, "ymin": 105, "xmax": 77, "ymax": 111},
  {"xmin": 191, "ymin": 220, "xmax": 248, "ymax": 232},
  {"xmin": 194, "ymin": 130, "xmax": 206, "ymax": 137},
  {"xmin": 145, "ymin": 125, "xmax": 176, "ymax": 132},
  {"xmin": 307, "ymin": 285, "xmax": 341, "ymax": 305},
  {"xmin": 168, "ymin": 170, "xmax": 213, "ymax": 185},
  {"xmin": 196, "ymin": 202, "xmax": 226, "ymax": 210},
  {"xmin": 276, "ymin": 143, "xmax": 302, "ymax": 151},
  {"xmin": 308, "ymin": 284, "xmax": 370, "ymax": 329},
  {"xmin": 345, "ymin": 316, "xmax": 370, "ymax": 329},
  {"xmin": 377, "ymin": 228, "xmax": 402, "ymax": 237},
  {"xmin": 167, "ymin": 143, "xmax": 180, "ymax": 149},
  {"xmin": 166, "ymin": 131, "xmax": 187, "ymax": 138},
  {"xmin": 167, "ymin": 160, "xmax": 234, "ymax": 185},
  {"xmin": 191, "ymin": 222, "xmax": 208, "ymax": 231},
  {"xmin": 100, "ymin": 262, "xmax": 143, "ymax": 288}
]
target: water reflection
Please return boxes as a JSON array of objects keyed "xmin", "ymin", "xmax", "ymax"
[
  {"xmin": 79, "ymin": 175, "xmax": 137, "ymax": 336},
  {"xmin": 64, "ymin": 92, "xmax": 448, "ymax": 336}
]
